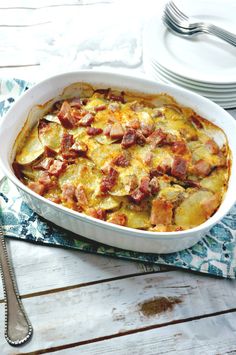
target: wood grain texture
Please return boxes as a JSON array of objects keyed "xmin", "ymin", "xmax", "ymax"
[
  {"xmin": 1, "ymin": 270, "xmax": 236, "ymax": 354},
  {"xmin": 51, "ymin": 312, "xmax": 236, "ymax": 355},
  {"xmin": 0, "ymin": 240, "xmax": 161, "ymax": 300}
]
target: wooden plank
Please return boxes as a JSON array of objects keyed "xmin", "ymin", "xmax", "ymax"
[
  {"xmin": 0, "ymin": 271, "xmax": 236, "ymax": 354},
  {"xmin": 0, "ymin": 240, "xmax": 161, "ymax": 300},
  {"xmin": 51, "ymin": 312, "xmax": 236, "ymax": 355}
]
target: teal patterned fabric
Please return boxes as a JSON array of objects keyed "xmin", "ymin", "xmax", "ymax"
[{"xmin": 1, "ymin": 79, "xmax": 236, "ymax": 279}]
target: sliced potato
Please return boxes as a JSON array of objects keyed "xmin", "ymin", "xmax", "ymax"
[
  {"xmin": 200, "ymin": 168, "xmax": 228, "ymax": 194},
  {"xmin": 43, "ymin": 114, "xmax": 60, "ymax": 124},
  {"xmin": 15, "ymin": 125, "xmax": 44, "ymax": 165},
  {"xmin": 89, "ymin": 143, "xmax": 121, "ymax": 167},
  {"xmin": 38, "ymin": 122, "xmax": 64, "ymax": 152},
  {"xmin": 59, "ymin": 159, "xmax": 95, "ymax": 187},
  {"xmin": 151, "ymin": 148, "xmax": 173, "ymax": 170},
  {"xmin": 175, "ymin": 190, "xmax": 218, "ymax": 228},
  {"xmin": 110, "ymin": 160, "xmax": 148, "ymax": 196},
  {"xmin": 191, "ymin": 145, "xmax": 222, "ymax": 166},
  {"xmin": 98, "ymin": 196, "xmax": 121, "ymax": 210},
  {"xmin": 107, "ymin": 208, "xmax": 151, "ymax": 229},
  {"xmin": 122, "ymin": 208, "xmax": 151, "ymax": 229},
  {"xmin": 85, "ymin": 98, "xmax": 105, "ymax": 110},
  {"xmin": 163, "ymin": 107, "xmax": 183, "ymax": 121},
  {"xmin": 61, "ymin": 82, "xmax": 94, "ymax": 100},
  {"xmin": 95, "ymin": 135, "xmax": 118, "ymax": 145},
  {"xmin": 21, "ymin": 166, "xmax": 42, "ymax": 181},
  {"xmin": 158, "ymin": 185, "xmax": 185, "ymax": 203}
]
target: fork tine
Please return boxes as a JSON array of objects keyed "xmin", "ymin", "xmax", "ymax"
[
  {"xmin": 168, "ymin": 1, "xmax": 189, "ymax": 22},
  {"xmin": 164, "ymin": 6, "xmax": 185, "ymax": 28}
]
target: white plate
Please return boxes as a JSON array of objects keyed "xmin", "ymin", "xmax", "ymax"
[
  {"xmin": 152, "ymin": 61, "xmax": 236, "ymax": 94},
  {"xmin": 146, "ymin": 66, "xmax": 236, "ymax": 109},
  {"xmin": 151, "ymin": 61, "xmax": 236, "ymax": 99},
  {"xmin": 143, "ymin": 0, "xmax": 236, "ymax": 84}
]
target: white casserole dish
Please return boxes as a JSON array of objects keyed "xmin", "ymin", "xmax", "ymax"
[{"xmin": 0, "ymin": 71, "xmax": 236, "ymax": 254}]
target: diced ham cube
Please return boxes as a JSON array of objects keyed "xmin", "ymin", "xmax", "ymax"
[
  {"xmin": 70, "ymin": 141, "xmax": 88, "ymax": 154},
  {"xmin": 140, "ymin": 122, "xmax": 154, "ymax": 137},
  {"xmin": 87, "ymin": 208, "xmax": 106, "ymax": 220},
  {"xmin": 32, "ymin": 157, "xmax": 54, "ymax": 170},
  {"xmin": 87, "ymin": 127, "xmax": 103, "ymax": 136},
  {"xmin": 146, "ymin": 129, "xmax": 167, "ymax": 147},
  {"xmin": 44, "ymin": 146, "xmax": 57, "ymax": 157},
  {"xmin": 171, "ymin": 141, "xmax": 187, "ymax": 154},
  {"xmin": 57, "ymin": 101, "xmax": 76, "ymax": 129},
  {"xmin": 61, "ymin": 133, "xmax": 74, "ymax": 151},
  {"xmin": 171, "ymin": 157, "xmax": 187, "ymax": 180},
  {"xmin": 79, "ymin": 113, "xmax": 94, "ymax": 126},
  {"xmin": 62, "ymin": 184, "xmax": 76, "ymax": 204},
  {"xmin": 139, "ymin": 176, "xmax": 150, "ymax": 194},
  {"xmin": 28, "ymin": 181, "xmax": 45, "ymax": 195},
  {"xmin": 61, "ymin": 133, "xmax": 78, "ymax": 160},
  {"xmin": 75, "ymin": 185, "xmax": 88, "ymax": 209},
  {"xmin": 136, "ymin": 130, "xmax": 146, "ymax": 146},
  {"xmin": 48, "ymin": 160, "xmax": 67, "ymax": 177},
  {"xmin": 129, "ymin": 188, "xmax": 146, "ymax": 204},
  {"xmin": 104, "ymin": 124, "xmax": 112, "ymax": 136},
  {"xmin": 61, "ymin": 150, "xmax": 78, "ymax": 160},
  {"xmin": 150, "ymin": 198, "xmax": 173, "ymax": 225},
  {"xmin": 121, "ymin": 128, "xmax": 136, "ymax": 149},
  {"xmin": 109, "ymin": 213, "xmax": 127, "ymax": 226},
  {"xmin": 112, "ymin": 154, "xmax": 130, "ymax": 167},
  {"xmin": 100, "ymin": 167, "xmax": 119, "ymax": 193},
  {"xmin": 110, "ymin": 123, "xmax": 124, "ymax": 140},
  {"xmin": 150, "ymin": 164, "xmax": 171, "ymax": 178},
  {"xmin": 149, "ymin": 177, "xmax": 159, "ymax": 195},
  {"xmin": 70, "ymin": 109, "xmax": 84, "ymax": 121},
  {"xmin": 38, "ymin": 172, "xmax": 55, "ymax": 189},
  {"xmin": 193, "ymin": 159, "xmax": 212, "ymax": 177}
]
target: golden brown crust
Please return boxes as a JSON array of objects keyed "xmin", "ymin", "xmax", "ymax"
[{"xmin": 13, "ymin": 83, "xmax": 231, "ymax": 232}]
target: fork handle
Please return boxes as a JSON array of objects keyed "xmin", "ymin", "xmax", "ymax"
[
  {"xmin": 0, "ymin": 232, "xmax": 33, "ymax": 346},
  {"xmin": 207, "ymin": 24, "xmax": 236, "ymax": 47}
]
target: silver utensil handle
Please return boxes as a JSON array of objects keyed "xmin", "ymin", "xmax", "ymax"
[
  {"xmin": 0, "ymin": 229, "xmax": 33, "ymax": 346},
  {"xmin": 207, "ymin": 24, "xmax": 236, "ymax": 47}
]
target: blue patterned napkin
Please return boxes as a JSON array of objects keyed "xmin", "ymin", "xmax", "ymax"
[{"xmin": 0, "ymin": 79, "xmax": 236, "ymax": 279}]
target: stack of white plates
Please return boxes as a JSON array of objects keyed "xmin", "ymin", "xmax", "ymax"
[{"xmin": 143, "ymin": 0, "xmax": 236, "ymax": 109}]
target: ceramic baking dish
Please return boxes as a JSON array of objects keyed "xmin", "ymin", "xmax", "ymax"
[{"xmin": 0, "ymin": 71, "xmax": 236, "ymax": 253}]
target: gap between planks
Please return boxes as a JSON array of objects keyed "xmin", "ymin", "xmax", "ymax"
[
  {"xmin": 18, "ymin": 307, "xmax": 236, "ymax": 355},
  {"xmin": 0, "ymin": 268, "xmax": 172, "ymax": 304}
]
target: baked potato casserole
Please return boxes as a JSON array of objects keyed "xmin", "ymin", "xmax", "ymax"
[{"xmin": 13, "ymin": 83, "xmax": 230, "ymax": 232}]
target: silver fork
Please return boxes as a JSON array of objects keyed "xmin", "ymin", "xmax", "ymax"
[
  {"xmin": 0, "ymin": 226, "xmax": 33, "ymax": 346},
  {"xmin": 163, "ymin": 1, "xmax": 236, "ymax": 47}
]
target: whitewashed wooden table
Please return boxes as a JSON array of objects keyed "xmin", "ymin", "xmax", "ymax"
[{"xmin": 1, "ymin": 1, "xmax": 236, "ymax": 354}]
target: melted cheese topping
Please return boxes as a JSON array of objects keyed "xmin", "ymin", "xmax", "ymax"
[{"xmin": 13, "ymin": 84, "xmax": 231, "ymax": 232}]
